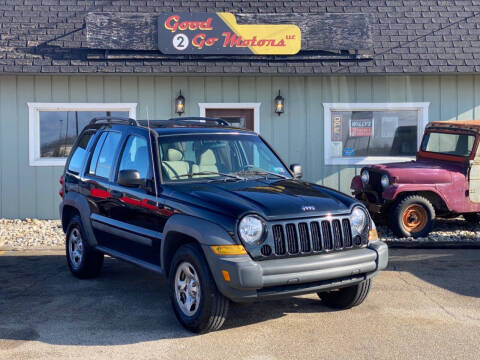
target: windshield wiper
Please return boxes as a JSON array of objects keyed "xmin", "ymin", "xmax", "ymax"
[
  {"xmin": 236, "ymin": 169, "xmax": 289, "ymax": 180},
  {"xmin": 174, "ymin": 171, "xmax": 245, "ymax": 181}
]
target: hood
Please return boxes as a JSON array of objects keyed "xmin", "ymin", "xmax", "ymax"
[
  {"xmin": 165, "ymin": 179, "xmax": 357, "ymax": 220},
  {"xmin": 368, "ymin": 159, "xmax": 466, "ymax": 184}
]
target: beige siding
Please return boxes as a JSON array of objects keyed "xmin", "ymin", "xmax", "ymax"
[{"xmin": 1, "ymin": 74, "xmax": 479, "ymax": 219}]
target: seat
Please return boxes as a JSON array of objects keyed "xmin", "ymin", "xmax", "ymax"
[
  {"xmin": 162, "ymin": 148, "xmax": 192, "ymax": 180},
  {"xmin": 198, "ymin": 149, "xmax": 218, "ymax": 174}
]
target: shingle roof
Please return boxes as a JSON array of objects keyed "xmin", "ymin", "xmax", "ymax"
[{"xmin": 2, "ymin": 0, "xmax": 480, "ymax": 74}]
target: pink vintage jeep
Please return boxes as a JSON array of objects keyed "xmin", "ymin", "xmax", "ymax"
[{"xmin": 351, "ymin": 120, "xmax": 480, "ymax": 238}]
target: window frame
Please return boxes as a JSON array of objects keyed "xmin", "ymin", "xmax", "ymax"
[
  {"xmin": 27, "ymin": 102, "xmax": 137, "ymax": 166},
  {"xmin": 323, "ymin": 102, "xmax": 430, "ymax": 165}
]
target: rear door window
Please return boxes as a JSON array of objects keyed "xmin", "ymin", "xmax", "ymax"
[
  {"xmin": 88, "ymin": 131, "xmax": 122, "ymax": 179},
  {"xmin": 67, "ymin": 130, "xmax": 96, "ymax": 174}
]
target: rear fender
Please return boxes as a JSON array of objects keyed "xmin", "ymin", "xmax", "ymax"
[{"xmin": 60, "ymin": 192, "xmax": 98, "ymax": 246}]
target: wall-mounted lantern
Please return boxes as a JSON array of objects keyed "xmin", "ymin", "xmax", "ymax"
[
  {"xmin": 175, "ymin": 90, "xmax": 185, "ymax": 116},
  {"xmin": 274, "ymin": 90, "xmax": 284, "ymax": 116}
]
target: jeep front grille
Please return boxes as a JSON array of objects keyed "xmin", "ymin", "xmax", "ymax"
[{"xmin": 271, "ymin": 217, "xmax": 355, "ymax": 257}]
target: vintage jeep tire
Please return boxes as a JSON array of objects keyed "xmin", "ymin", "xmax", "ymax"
[
  {"xmin": 169, "ymin": 243, "xmax": 229, "ymax": 333},
  {"xmin": 317, "ymin": 279, "xmax": 371, "ymax": 309},
  {"xmin": 390, "ymin": 195, "xmax": 435, "ymax": 238},
  {"xmin": 66, "ymin": 215, "xmax": 104, "ymax": 279},
  {"xmin": 463, "ymin": 213, "xmax": 480, "ymax": 223}
]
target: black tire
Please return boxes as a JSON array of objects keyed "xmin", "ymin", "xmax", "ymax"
[
  {"xmin": 66, "ymin": 215, "xmax": 104, "ymax": 279},
  {"xmin": 169, "ymin": 243, "xmax": 229, "ymax": 333},
  {"xmin": 389, "ymin": 195, "xmax": 435, "ymax": 238},
  {"xmin": 463, "ymin": 213, "xmax": 480, "ymax": 223},
  {"xmin": 318, "ymin": 279, "xmax": 372, "ymax": 309}
]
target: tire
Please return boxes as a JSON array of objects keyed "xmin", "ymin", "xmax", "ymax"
[
  {"xmin": 318, "ymin": 279, "xmax": 372, "ymax": 309},
  {"xmin": 169, "ymin": 243, "xmax": 229, "ymax": 333},
  {"xmin": 463, "ymin": 213, "xmax": 480, "ymax": 223},
  {"xmin": 389, "ymin": 195, "xmax": 435, "ymax": 238},
  {"xmin": 66, "ymin": 215, "xmax": 104, "ymax": 279}
]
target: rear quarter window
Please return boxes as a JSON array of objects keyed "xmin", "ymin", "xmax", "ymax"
[
  {"xmin": 88, "ymin": 131, "xmax": 122, "ymax": 179},
  {"xmin": 67, "ymin": 131, "xmax": 96, "ymax": 174}
]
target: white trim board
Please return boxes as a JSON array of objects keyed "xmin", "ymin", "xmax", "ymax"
[
  {"xmin": 323, "ymin": 102, "xmax": 430, "ymax": 165},
  {"xmin": 198, "ymin": 102, "xmax": 261, "ymax": 134},
  {"xmin": 27, "ymin": 102, "xmax": 137, "ymax": 167}
]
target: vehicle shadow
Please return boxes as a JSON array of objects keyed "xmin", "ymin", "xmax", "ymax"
[
  {"xmin": 385, "ymin": 248, "xmax": 480, "ymax": 298},
  {"xmin": 0, "ymin": 254, "xmax": 333, "ymax": 347}
]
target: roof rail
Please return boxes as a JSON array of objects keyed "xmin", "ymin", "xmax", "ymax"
[
  {"xmin": 166, "ymin": 117, "xmax": 230, "ymax": 127},
  {"xmin": 89, "ymin": 116, "xmax": 138, "ymax": 126}
]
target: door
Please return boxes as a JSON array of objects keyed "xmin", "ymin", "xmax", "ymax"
[{"xmin": 205, "ymin": 108, "xmax": 254, "ymax": 131}]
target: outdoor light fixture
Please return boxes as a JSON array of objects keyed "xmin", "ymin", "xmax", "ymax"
[
  {"xmin": 175, "ymin": 90, "xmax": 185, "ymax": 115},
  {"xmin": 274, "ymin": 90, "xmax": 284, "ymax": 116}
]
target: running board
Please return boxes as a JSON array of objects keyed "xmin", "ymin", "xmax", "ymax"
[{"xmin": 95, "ymin": 246, "xmax": 164, "ymax": 276}]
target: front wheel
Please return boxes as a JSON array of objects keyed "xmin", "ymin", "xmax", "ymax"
[
  {"xmin": 318, "ymin": 279, "xmax": 372, "ymax": 309},
  {"xmin": 169, "ymin": 243, "xmax": 229, "ymax": 333},
  {"xmin": 389, "ymin": 195, "xmax": 435, "ymax": 238}
]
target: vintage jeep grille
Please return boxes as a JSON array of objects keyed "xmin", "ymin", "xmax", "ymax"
[
  {"xmin": 271, "ymin": 217, "xmax": 356, "ymax": 257},
  {"xmin": 368, "ymin": 170, "xmax": 384, "ymax": 194}
]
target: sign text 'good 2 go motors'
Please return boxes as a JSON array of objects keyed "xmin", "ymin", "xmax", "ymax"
[{"xmin": 157, "ymin": 13, "xmax": 301, "ymax": 55}]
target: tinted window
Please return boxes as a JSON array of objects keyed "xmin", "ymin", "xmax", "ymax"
[
  {"xmin": 67, "ymin": 131, "xmax": 96, "ymax": 174},
  {"xmin": 39, "ymin": 111, "xmax": 128, "ymax": 158},
  {"xmin": 118, "ymin": 135, "xmax": 151, "ymax": 179},
  {"xmin": 89, "ymin": 131, "xmax": 122, "ymax": 178}
]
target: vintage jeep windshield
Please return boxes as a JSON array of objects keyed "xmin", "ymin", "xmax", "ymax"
[
  {"xmin": 158, "ymin": 133, "xmax": 292, "ymax": 182},
  {"xmin": 421, "ymin": 131, "xmax": 476, "ymax": 157}
]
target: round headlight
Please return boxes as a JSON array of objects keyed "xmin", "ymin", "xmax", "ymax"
[
  {"xmin": 381, "ymin": 174, "xmax": 390, "ymax": 188},
  {"xmin": 351, "ymin": 207, "xmax": 367, "ymax": 234},
  {"xmin": 238, "ymin": 215, "xmax": 265, "ymax": 244},
  {"xmin": 361, "ymin": 170, "xmax": 369, "ymax": 185}
]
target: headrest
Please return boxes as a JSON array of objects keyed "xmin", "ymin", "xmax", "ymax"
[
  {"xmin": 167, "ymin": 148, "xmax": 183, "ymax": 161},
  {"xmin": 200, "ymin": 149, "xmax": 216, "ymax": 165}
]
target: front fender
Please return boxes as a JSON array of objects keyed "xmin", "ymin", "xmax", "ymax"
[
  {"xmin": 382, "ymin": 184, "xmax": 450, "ymax": 206},
  {"xmin": 351, "ymin": 175, "xmax": 363, "ymax": 191},
  {"xmin": 161, "ymin": 214, "xmax": 238, "ymax": 272}
]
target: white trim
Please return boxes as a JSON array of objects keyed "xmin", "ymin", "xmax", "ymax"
[
  {"xmin": 198, "ymin": 102, "xmax": 261, "ymax": 133},
  {"xmin": 27, "ymin": 102, "xmax": 137, "ymax": 167},
  {"xmin": 323, "ymin": 102, "xmax": 430, "ymax": 165}
]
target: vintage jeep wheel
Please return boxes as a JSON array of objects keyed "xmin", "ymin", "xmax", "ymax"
[
  {"xmin": 169, "ymin": 243, "xmax": 229, "ymax": 333},
  {"xmin": 317, "ymin": 279, "xmax": 371, "ymax": 309},
  {"xmin": 463, "ymin": 213, "xmax": 480, "ymax": 223},
  {"xmin": 66, "ymin": 215, "xmax": 104, "ymax": 279},
  {"xmin": 390, "ymin": 195, "xmax": 435, "ymax": 238}
]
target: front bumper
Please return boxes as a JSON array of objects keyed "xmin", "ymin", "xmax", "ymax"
[{"xmin": 203, "ymin": 241, "xmax": 388, "ymax": 302}]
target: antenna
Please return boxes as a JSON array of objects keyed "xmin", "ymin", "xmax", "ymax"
[{"xmin": 146, "ymin": 106, "xmax": 159, "ymax": 206}]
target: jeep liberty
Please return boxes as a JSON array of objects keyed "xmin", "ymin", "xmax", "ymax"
[{"xmin": 60, "ymin": 116, "xmax": 388, "ymax": 333}]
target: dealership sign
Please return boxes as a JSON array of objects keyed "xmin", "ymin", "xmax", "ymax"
[
  {"xmin": 350, "ymin": 119, "xmax": 373, "ymax": 137},
  {"xmin": 157, "ymin": 13, "xmax": 301, "ymax": 55}
]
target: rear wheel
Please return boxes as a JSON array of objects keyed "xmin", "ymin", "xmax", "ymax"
[
  {"xmin": 318, "ymin": 279, "xmax": 371, "ymax": 309},
  {"xmin": 66, "ymin": 215, "xmax": 104, "ymax": 279},
  {"xmin": 169, "ymin": 243, "xmax": 229, "ymax": 333},
  {"xmin": 389, "ymin": 195, "xmax": 435, "ymax": 238}
]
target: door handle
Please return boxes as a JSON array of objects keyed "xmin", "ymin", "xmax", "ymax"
[{"xmin": 110, "ymin": 190, "xmax": 123, "ymax": 199}]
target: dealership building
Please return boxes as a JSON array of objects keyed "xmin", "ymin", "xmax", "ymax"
[{"xmin": 1, "ymin": 1, "xmax": 480, "ymax": 219}]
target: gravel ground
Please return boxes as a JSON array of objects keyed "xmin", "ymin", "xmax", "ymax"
[{"xmin": 1, "ymin": 217, "xmax": 480, "ymax": 250}]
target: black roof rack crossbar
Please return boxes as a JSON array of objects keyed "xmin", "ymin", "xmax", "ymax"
[
  {"xmin": 167, "ymin": 117, "xmax": 230, "ymax": 127},
  {"xmin": 89, "ymin": 116, "xmax": 138, "ymax": 126}
]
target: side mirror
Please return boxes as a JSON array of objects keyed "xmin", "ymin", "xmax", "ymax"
[
  {"xmin": 117, "ymin": 169, "xmax": 146, "ymax": 188},
  {"xmin": 290, "ymin": 164, "xmax": 303, "ymax": 179}
]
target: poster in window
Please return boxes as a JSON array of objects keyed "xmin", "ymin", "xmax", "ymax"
[
  {"xmin": 349, "ymin": 118, "xmax": 373, "ymax": 137},
  {"xmin": 331, "ymin": 114, "xmax": 342, "ymax": 141},
  {"xmin": 381, "ymin": 116, "xmax": 398, "ymax": 138}
]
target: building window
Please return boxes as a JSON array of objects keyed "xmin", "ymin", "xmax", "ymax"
[
  {"xmin": 323, "ymin": 102, "xmax": 429, "ymax": 165},
  {"xmin": 28, "ymin": 103, "xmax": 137, "ymax": 166}
]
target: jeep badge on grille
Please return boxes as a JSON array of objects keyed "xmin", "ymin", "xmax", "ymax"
[{"xmin": 302, "ymin": 205, "xmax": 316, "ymax": 211}]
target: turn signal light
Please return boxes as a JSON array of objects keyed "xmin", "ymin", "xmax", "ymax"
[
  {"xmin": 221, "ymin": 270, "xmax": 231, "ymax": 282},
  {"xmin": 368, "ymin": 228, "xmax": 378, "ymax": 242},
  {"xmin": 210, "ymin": 245, "xmax": 247, "ymax": 256}
]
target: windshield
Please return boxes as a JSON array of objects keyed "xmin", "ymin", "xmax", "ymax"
[
  {"xmin": 421, "ymin": 131, "xmax": 476, "ymax": 157},
  {"xmin": 158, "ymin": 133, "xmax": 292, "ymax": 182}
]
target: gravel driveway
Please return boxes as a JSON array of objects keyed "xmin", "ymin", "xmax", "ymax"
[{"xmin": 1, "ymin": 217, "xmax": 480, "ymax": 250}]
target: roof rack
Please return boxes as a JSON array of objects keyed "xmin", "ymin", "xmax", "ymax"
[
  {"xmin": 89, "ymin": 116, "xmax": 138, "ymax": 126},
  {"xmin": 166, "ymin": 117, "xmax": 230, "ymax": 127}
]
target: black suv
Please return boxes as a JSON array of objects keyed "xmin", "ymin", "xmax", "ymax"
[{"xmin": 60, "ymin": 116, "xmax": 388, "ymax": 333}]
